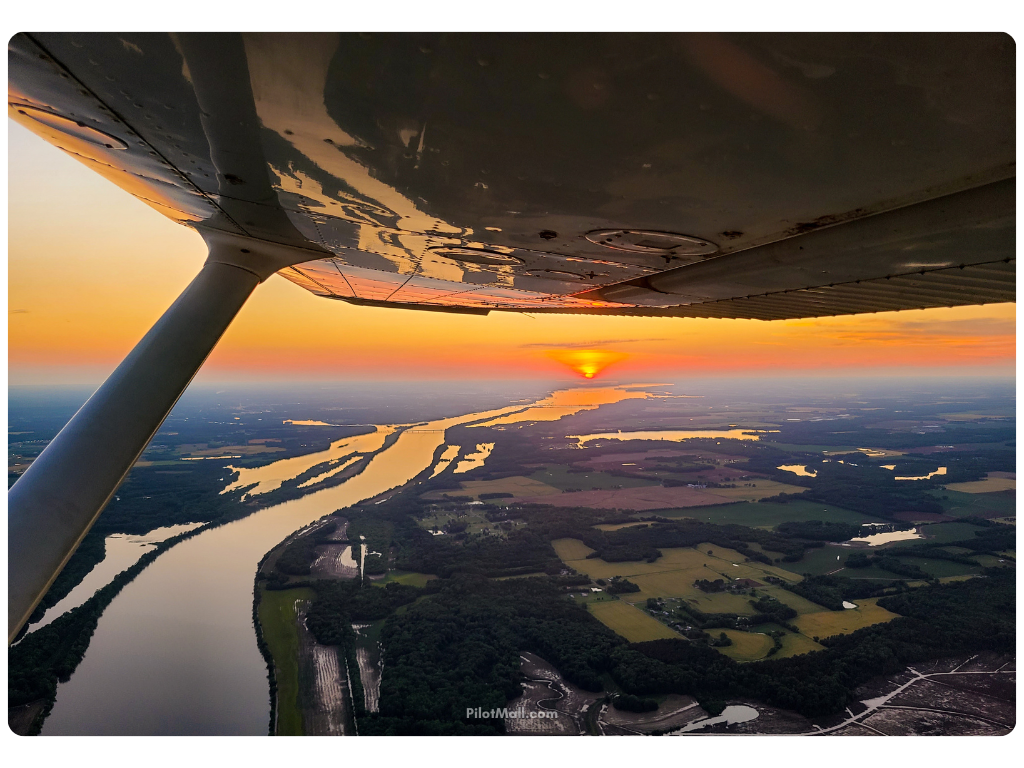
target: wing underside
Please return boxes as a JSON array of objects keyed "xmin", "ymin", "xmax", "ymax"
[{"xmin": 9, "ymin": 32, "xmax": 1015, "ymax": 319}]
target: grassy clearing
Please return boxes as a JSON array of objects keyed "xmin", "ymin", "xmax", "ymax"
[
  {"xmin": 710, "ymin": 629, "xmax": 774, "ymax": 662},
  {"xmin": 793, "ymin": 597, "xmax": 898, "ymax": 639},
  {"xmin": 774, "ymin": 631, "xmax": 825, "ymax": 659},
  {"xmin": 552, "ymin": 538, "xmax": 596, "ymax": 561},
  {"xmin": 945, "ymin": 475, "xmax": 1016, "ymax": 493},
  {"xmin": 655, "ymin": 500, "xmax": 879, "ymax": 528},
  {"xmin": 588, "ymin": 600, "xmax": 680, "ymax": 642},
  {"xmin": 760, "ymin": 586, "xmax": 829, "ymax": 614},
  {"xmin": 776, "ymin": 545, "xmax": 850, "ymax": 577},
  {"xmin": 594, "ymin": 521, "xmax": 655, "ymax": 531},
  {"xmin": 375, "ymin": 571, "xmax": 436, "ymax": 588},
  {"xmin": 683, "ymin": 591, "xmax": 763, "ymax": 615},
  {"xmin": 258, "ymin": 586, "xmax": 314, "ymax": 736},
  {"xmin": 529, "ymin": 464, "xmax": 659, "ymax": 491}
]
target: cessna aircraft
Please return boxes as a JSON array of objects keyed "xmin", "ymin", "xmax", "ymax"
[{"xmin": 7, "ymin": 32, "xmax": 1015, "ymax": 641}]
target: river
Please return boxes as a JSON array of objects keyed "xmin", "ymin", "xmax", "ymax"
[{"xmin": 42, "ymin": 385, "xmax": 646, "ymax": 735}]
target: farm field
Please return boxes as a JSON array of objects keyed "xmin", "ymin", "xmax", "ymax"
[
  {"xmin": 683, "ymin": 590, "xmax": 763, "ymax": 614},
  {"xmin": 426, "ymin": 475, "xmax": 562, "ymax": 499},
  {"xmin": 776, "ymin": 545, "xmax": 854, "ymax": 577},
  {"xmin": 594, "ymin": 521, "xmax": 653, "ymax": 531},
  {"xmin": 792, "ymin": 597, "xmax": 899, "ymax": 638},
  {"xmin": 177, "ymin": 443, "xmax": 286, "ymax": 457},
  {"xmin": 894, "ymin": 556, "xmax": 983, "ymax": 579},
  {"xmin": 928, "ymin": 488, "xmax": 1015, "ymax": 519},
  {"xmin": 528, "ymin": 464, "xmax": 659, "ymax": 490},
  {"xmin": 944, "ymin": 473, "xmax": 1016, "ymax": 494},
  {"xmin": 257, "ymin": 586, "xmax": 315, "ymax": 736},
  {"xmin": 759, "ymin": 586, "xmax": 828, "ymax": 614},
  {"xmin": 655, "ymin": 500, "xmax": 880, "ymax": 528},
  {"xmin": 774, "ymin": 630, "xmax": 825, "ymax": 659},
  {"xmin": 556, "ymin": 542, "xmax": 805, "ymax": 607},
  {"xmin": 552, "ymin": 538, "xmax": 596, "ymax": 561},
  {"xmin": 514, "ymin": 484, "xmax": 731, "ymax": 511},
  {"xmin": 712, "ymin": 629, "xmax": 774, "ymax": 661},
  {"xmin": 588, "ymin": 600, "xmax": 680, "ymax": 642},
  {"xmin": 895, "ymin": 521, "xmax": 986, "ymax": 545},
  {"xmin": 696, "ymin": 479, "xmax": 812, "ymax": 502}
]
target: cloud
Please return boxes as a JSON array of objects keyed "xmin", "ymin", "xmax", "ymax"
[{"xmin": 519, "ymin": 338, "xmax": 668, "ymax": 349}]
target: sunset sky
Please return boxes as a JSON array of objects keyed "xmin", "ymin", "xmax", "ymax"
[{"xmin": 7, "ymin": 121, "xmax": 1016, "ymax": 387}]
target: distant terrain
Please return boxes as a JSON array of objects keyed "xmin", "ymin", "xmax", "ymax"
[{"xmin": 8, "ymin": 378, "xmax": 1015, "ymax": 735}]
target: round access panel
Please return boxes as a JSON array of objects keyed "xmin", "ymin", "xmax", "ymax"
[{"xmin": 585, "ymin": 229, "xmax": 718, "ymax": 257}]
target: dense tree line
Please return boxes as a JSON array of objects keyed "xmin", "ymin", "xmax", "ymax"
[
  {"xmin": 353, "ymin": 577, "xmax": 624, "ymax": 735},
  {"xmin": 305, "ymin": 580, "xmax": 421, "ymax": 645},
  {"xmin": 604, "ymin": 577, "xmax": 641, "ymax": 594},
  {"xmin": 396, "ymin": 527, "xmax": 560, "ymax": 578},
  {"xmin": 347, "ymin": 517, "xmax": 395, "ymax": 575},
  {"xmin": 275, "ymin": 521, "xmax": 342, "ymax": 576}
]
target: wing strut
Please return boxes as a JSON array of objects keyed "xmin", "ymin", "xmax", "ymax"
[{"xmin": 7, "ymin": 232, "xmax": 315, "ymax": 642}]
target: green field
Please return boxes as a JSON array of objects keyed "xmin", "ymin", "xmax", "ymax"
[
  {"xmin": 760, "ymin": 585, "xmax": 828, "ymax": 614},
  {"xmin": 711, "ymin": 629, "xmax": 774, "ymax": 661},
  {"xmin": 655, "ymin": 500, "xmax": 880, "ymax": 529},
  {"xmin": 898, "ymin": 521, "xmax": 987, "ymax": 545},
  {"xmin": 896, "ymin": 556, "xmax": 983, "ymax": 579},
  {"xmin": 529, "ymin": 464, "xmax": 659, "ymax": 491},
  {"xmin": 257, "ymin": 586, "xmax": 314, "ymax": 736},
  {"xmin": 776, "ymin": 545, "xmax": 854, "ymax": 577},
  {"xmin": 775, "ymin": 631, "xmax": 825, "ymax": 659},
  {"xmin": 552, "ymin": 538, "xmax": 596, "ymax": 561},
  {"xmin": 588, "ymin": 600, "xmax": 681, "ymax": 642},
  {"xmin": 375, "ymin": 570, "xmax": 436, "ymax": 588},
  {"xmin": 928, "ymin": 489, "xmax": 1015, "ymax": 519},
  {"xmin": 945, "ymin": 475, "xmax": 1016, "ymax": 494},
  {"xmin": 793, "ymin": 597, "xmax": 899, "ymax": 639},
  {"xmin": 555, "ymin": 541, "xmax": 810, "ymax": 612}
]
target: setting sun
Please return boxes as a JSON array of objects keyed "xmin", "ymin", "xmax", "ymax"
[{"xmin": 546, "ymin": 349, "xmax": 629, "ymax": 379}]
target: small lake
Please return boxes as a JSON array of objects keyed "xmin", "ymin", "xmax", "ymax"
[
  {"xmin": 778, "ymin": 464, "xmax": 817, "ymax": 477},
  {"xmin": 672, "ymin": 704, "xmax": 759, "ymax": 734},
  {"xmin": 849, "ymin": 529, "xmax": 923, "ymax": 546}
]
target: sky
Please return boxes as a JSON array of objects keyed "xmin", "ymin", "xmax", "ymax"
[{"xmin": 7, "ymin": 120, "xmax": 1016, "ymax": 387}]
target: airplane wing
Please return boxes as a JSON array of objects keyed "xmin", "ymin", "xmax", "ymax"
[
  {"xmin": 6, "ymin": 32, "xmax": 1016, "ymax": 640},
  {"xmin": 10, "ymin": 32, "xmax": 1014, "ymax": 320}
]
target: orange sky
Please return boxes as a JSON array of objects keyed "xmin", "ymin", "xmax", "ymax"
[{"xmin": 7, "ymin": 121, "xmax": 1016, "ymax": 386}]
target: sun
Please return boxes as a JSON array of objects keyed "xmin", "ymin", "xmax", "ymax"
[{"xmin": 546, "ymin": 349, "xmax": 628, "ymax": 380}]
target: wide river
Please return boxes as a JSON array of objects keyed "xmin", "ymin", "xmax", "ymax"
[{"xmin": 42, "ymin": 386, "xmax": 645, "ymax": 735}]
